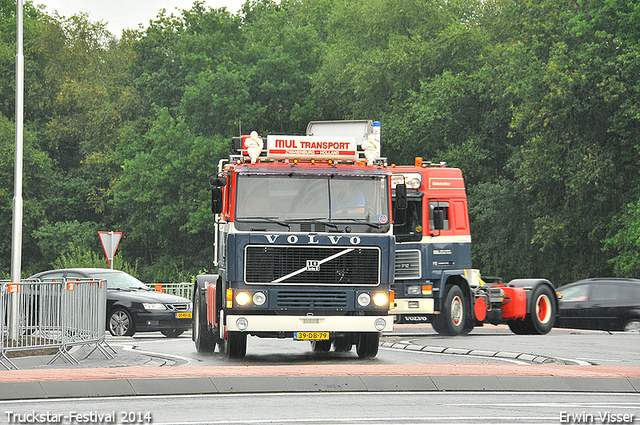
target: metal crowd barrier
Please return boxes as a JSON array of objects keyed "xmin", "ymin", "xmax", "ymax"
[
  {"xmin": 0, "ymin": 278, "xmax": 114, "ymax": 370},
  {"xmin": 153, "ymin": 282, "xmax": 193, "ymax": 301}
]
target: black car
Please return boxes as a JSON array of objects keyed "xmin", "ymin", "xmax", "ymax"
[
  {"xmin": 29, "ymin": 268, "xmax": 192, "ymax": 337},
  {"xmin": 556, "ymin": 278, "xmax": 640, "ymax": 332}
]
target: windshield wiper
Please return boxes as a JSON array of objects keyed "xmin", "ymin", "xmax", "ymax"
[
  {"xmin": 339, "ymin": 218, "xmax": 383, "ymax": 229},
  {"xmin": 237, "ymin": 216, "xmax": 291, "ymax": 228},
  {"xmin": 291, "ymin": 218, "xmax": 339, "ymax": 230}
]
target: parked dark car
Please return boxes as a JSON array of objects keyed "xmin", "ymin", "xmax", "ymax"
[
  {"xmin": 29, "ymin": 268, "xmax": 192, "ymax": 337},
  {"xmin": 556, "ymin": 278, "xmax": 640, "ymax": 332}
]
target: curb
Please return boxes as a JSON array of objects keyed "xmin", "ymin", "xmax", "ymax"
[{"xmin": 1, "ymin": 374, "xmax": 639, "ymax": 400}]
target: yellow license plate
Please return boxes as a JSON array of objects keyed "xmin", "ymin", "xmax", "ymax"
[
  {"xmin": 294, "ymin": 331, "xmax": 329, "ymax": 341},
  {"xmin": 175, "ymin": 312, "xmax": 192, "ymax": 319}
]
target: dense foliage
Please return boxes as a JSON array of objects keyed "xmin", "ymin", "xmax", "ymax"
[{"xmin": 1, "ymin": 0, "xmax": 639, "ymax": 285}]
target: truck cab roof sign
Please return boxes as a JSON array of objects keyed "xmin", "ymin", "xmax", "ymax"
[{"xmin": 267, "ymin": 135, "xmax": 358, "ymax": 161}]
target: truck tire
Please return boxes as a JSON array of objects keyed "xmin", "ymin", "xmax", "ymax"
[
  {"xmin": 333, "ymin": 336, "xmax": 353, "ymax": 352},
  {"xmin": 193, "ymin": 285, "xmax": 217, "ymax": 353},
  {"xmin": 528, "ymin": 284, "xmax": 555, "ymax": 335},
  {"xmin": 225, "ymin": 331, "xmax": 247, "ymax": 359},
  {"xmin": 356, "ymin": 332, "xmax": 379, "ymax": 358},
  {"xmin": 432, "ymin": 285, "xmax": 466, "ymax": 336},
  {"xmin": 507, "ymin": 319, "xmax": 533, "ymax": 335},
  {"xmin": 311, "ymin": 340, "xmax": 331, "ymax": 352}
]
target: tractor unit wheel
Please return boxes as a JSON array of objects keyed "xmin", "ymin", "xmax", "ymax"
[
  {"xmin": 528, "ymin": 284, "xmax": 556, "ymax": 334},
  {"xmin": 225, "ymin": 331, "xmax": 247, "ymax": 359},
  {"xmin": 193, "ymin": 285, "xmax": 217, "ymax": 353},
  {"xmin": 356, "ymin": 332, "xmax": 380, "ymax": 358},
  {"xmin": 432, "ymin": 285, "xmax": 467, "ymax": 336}
]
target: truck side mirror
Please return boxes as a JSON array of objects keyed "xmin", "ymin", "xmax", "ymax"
[
  {"xmin": 432, "ymin": 208, "xmax": 445, "ymax": 230},
  {"xmin": 395, "ymin": 184, "xmax": 408, "ymax": 210},
  {"xmin": 212, "ymin": 189, "xmax": 223, "ymax": 214},
  {"xmin": 209, "ymin": 176, "xmax": 227, "ymax": 187}
]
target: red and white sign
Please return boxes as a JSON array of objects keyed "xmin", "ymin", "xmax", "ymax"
[
  {"xmin": 267, "ymin": 136, "xmax": 358, "ymax": 160},
  {"xmin": 98, "ymin": 231, "xmax": 122, "ymax": 265}
]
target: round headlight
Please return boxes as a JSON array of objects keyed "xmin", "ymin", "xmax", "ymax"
[
  {"xmin": 409, "ymin": 178, "xmax": 421, "ymax": 189},
  {"xmin": 236, "ymin": 317, "xmax": 248, "ymax": 330},
  {"xmin": 235, "ymin": 292, "xmax": 251, "ymax": 306},
  {"xmin": 373, "ymin": 293, "xmax": 388, "ymax": 307},
  {"xmin": 357, "ymin": 293, "xmax": 371, "ymax": 307},
  {"xmin": 374, "ymin": 318, "xmax": 387, "ymax": 331},
  {"xmin": 253, "ymin": 291, "xmax": 266, "ymax": 306}
]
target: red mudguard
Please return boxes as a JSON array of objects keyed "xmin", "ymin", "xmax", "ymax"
[
  {"xmin": 207, "ymin": 283, "xmax": 217, "ymax": 327},
  {"xmin": 498, "ymin": 285, "xmax": 527, "ymax": 320}
]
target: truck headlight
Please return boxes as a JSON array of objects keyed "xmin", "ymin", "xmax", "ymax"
[
  {"xmin": 407, "ymin": 285, "xmax": 421, "ymax": 295},
  {"xmin": 235, "ymin": 292, "xmax": 251, "ymax": 306},
  {"xmin": 253, "ymin": 291, "xmax": 267, "ymax": 306},
  {"xmin": 373, "ymin": 293, "xmax": 388, "ymax": 307},
  {"xmin": 374, "ymin": 318, "xmax": 387, "ymax": 331},
  {"xmin": 357, "ymin": 293, "xmax": 371, "ymax": 307}
]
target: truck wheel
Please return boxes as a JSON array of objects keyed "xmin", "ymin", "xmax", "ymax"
[
  {"xmin": 528, "ymin": 285, "xmax": 555, "ymax": 335},
  {"xmin": 433, "ymin": 285, "xmax": 466, "ymax": 336},
  {"xmin": 333, "ymin": 336, "xmax": 353, "ymax": 352},
  {"xmin": 507, "ymin": 319, "xmax": 533, "ymax": 335},
  {"xmin": 225, "ymin": 331, "xmax": 247, "ymax": 359},
  {"xmin": 311, "ymin": 340, "xmax": 331, "ymax": 352},
  {"xmin": 356, "ymin": 332, "xmax": 379, "ymax": 358},
  {"xmin": 193, "ymin": 286, "xmax": 216, "ymax": 353}
]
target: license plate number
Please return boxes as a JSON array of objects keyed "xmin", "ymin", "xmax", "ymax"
[
  {"xmin": 175, "ymin": 312, "xmax": 192, "ymax": 319},
  {"xmin": 294, "ymin": 331, "xmax": 329, "ymax": 341}
]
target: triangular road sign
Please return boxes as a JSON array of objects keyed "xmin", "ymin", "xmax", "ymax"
[{"xmin": 98, "ymin": 231, "xmax": 122, "ymax": 265}]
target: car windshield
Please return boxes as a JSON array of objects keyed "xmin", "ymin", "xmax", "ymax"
[
  {"xmin": 234, "ymin": 174, "xmax": 390, "ymax": 232},
  {"xmin": 94, "ymin": 272, "xmax": 150, "ymax": 291}
]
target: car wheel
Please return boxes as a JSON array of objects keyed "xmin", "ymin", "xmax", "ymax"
[
  {"xmin": 624, "ymin": 319, "xmax": 640, "ymax": 332},
  {"xmin": 161, "ymin": 329, "xmax": 184, "ymax": 338},
  {"xmin": 109, "ymin": 308, "xmax": 135, "ymax": 336}
]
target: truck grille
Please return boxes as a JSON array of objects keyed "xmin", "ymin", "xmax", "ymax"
[
  {"xmin": 276, "ymin": 290, "xmax": 348, "ymax": 309},
  {"xmin": 395, "ymin": 250, "xmax": 421, "ymax": 280},
  {"xmin": 245, "ymin": 245, "xmax": 380, "ymax": 285}
]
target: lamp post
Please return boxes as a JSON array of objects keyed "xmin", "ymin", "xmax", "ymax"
[{"xmin": 9, "ymin": 0, "xmax": 24, "ymax": 341}]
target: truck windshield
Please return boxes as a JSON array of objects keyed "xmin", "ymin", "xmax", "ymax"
[{"xmin": 234, "ymin": 174, "xmax": 390, "ymax": 232}]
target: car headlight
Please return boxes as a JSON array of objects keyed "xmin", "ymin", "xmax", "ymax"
[
  {"xmin": 235, "ymin": 291, "xmax": 251, "ymax": 306},
  {"xmin": 373, "ymin": 293, "xmax": 388, "ymax": 307},
  {"xmin": 357, "ymin": 293, "xmax": 371, "ymax": 307},
  {"xmin": 142, "ymin": 303, "xmax": 166, "ymax": 310}
]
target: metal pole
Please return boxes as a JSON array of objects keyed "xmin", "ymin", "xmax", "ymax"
[
  {"xmin": 110, "ymin": 232, "xmax": 114, "ymax": 269},
  {"xmin": 9, "ymin": 0, "xmax": 25, "ymax": 340}
]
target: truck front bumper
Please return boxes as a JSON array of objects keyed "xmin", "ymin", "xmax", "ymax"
[
  {"xmin": 225, "ymin": 314, "xmax": 393, "ymax": 333},
  {"xmin": 391, "ymin": 297, "xmax": 435, "ymax": 315}
]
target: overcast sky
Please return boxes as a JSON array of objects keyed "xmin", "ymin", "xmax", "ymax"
[{"xmin": 35, "ymin": 0, "xmax": 247, "ymax": 36}]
